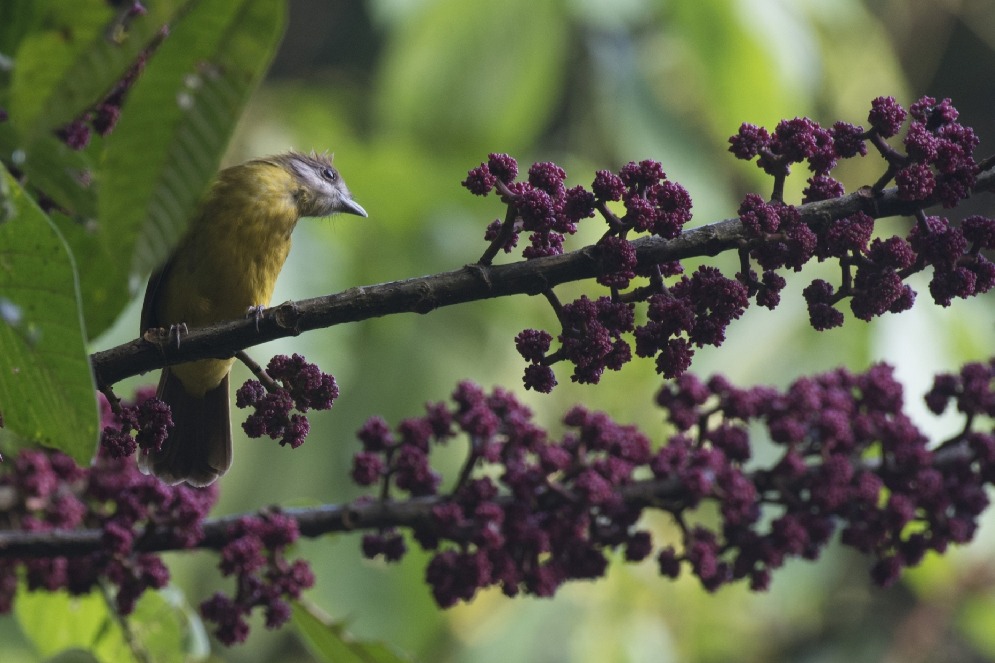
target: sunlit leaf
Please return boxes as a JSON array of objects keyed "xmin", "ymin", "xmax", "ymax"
[
  {"xmin": 15, "ymin": 585, "xmax": 198, "ymax": 663},
  {"xmin": 14, "ymin": 589, "xmax": 108, "ymax": 661}
]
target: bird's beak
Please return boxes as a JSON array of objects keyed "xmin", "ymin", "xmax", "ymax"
[{"xmin": 341, "ymin": 197, "xmax": 368, "ymax": 218}]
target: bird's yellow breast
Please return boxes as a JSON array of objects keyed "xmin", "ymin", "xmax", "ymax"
[{"xmin": 155, "ymin": 162, "xmax": 302, "ymax": 394}]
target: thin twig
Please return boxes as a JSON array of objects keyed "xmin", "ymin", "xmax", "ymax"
[{"xmin": 235, "ymin": 350, "xmax": 279, "ymax": 392}]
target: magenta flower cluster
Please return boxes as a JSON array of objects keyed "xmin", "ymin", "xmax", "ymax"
[
  {"xmin": 235, "ymin": 354, "xmax": 339, "ymax": 449},
  {"xmin": 462, "ymin": 97, "xmax": 990, "ymax": 393},
  {"xmin": 654, "ymin": 364, "xmax": 991, "ymax": 591},
  {"xmin": 99, "ymin": 388, "xmax": 172, "ymax": 458},
  {"xmin": 465, "ymin": 154, "xmax": 710, "ymax": 390},
  {"xmin": 466, "ymin": 156, "xmax": 596, "ymax": 259},
  {"xmin": 2, "ymin": 386, "xmax": 319, "ymax": 648},
  {"xmin": 353, "ymin": 362, "xmax": 995, "ymax": 606},
  {"xmin": 0, "ymin": 390, "xmax": 217, "ymax": 616},
  {"xmin": 731, "ymin": 96, "xmax": 991, "ymax": 329},
  {"xmin": 201, "ymin": 511, "xmax": 315, "ymax": 645},
  {"xmin": 355, "ymin": 380, "xmax": 654, "ymax": 606}
]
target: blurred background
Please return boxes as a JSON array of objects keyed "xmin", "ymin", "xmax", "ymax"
[{"xmin": 64, "ymin": 0, "xmax": 995, "ymax": 660}]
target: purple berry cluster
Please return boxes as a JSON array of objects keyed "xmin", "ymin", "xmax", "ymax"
[
  {"xmin": 729, "ymin": 96, "xmax": 978, "ymax": 205},
  {"xmin": 465, "ymin": 155, "xmax": 692, "ymax": 265},
  {"xmin": 731, "ymin": 97, "xmax": 991, "ymax": 327},
  {"xmin": 355, "ymin": 381, "xmax": 654, "ymax": 606},
  {"xmin": 2, "ymin": 385, "xmax": 325, "ymax": 648},
  {"xmin": 654, "ymin": 365, "xmax": 990, "ymax": 590},
  {"xmin": 0, "ymin": 389, "xmax": 217, "ymax": 616},
  {"xmin": 99, "ymin": 386, "xmax": 172, "ymax": 458},
  {"xmin": 352, "ymin": 361, "xmax": 995, "ymax": 606},
  {"xmin": 465, "ymin": 154, "xmax": 701, "ymax": 391},
  {"xmin": 925, "ymin": 360, "xmax": 995, "ymax": 422},
  {"xmin": 466, "ymin": 155, "xmax": 598, "ymax": 260},
  {"xmin": 463, "ymin": 97, "xmax": 990, "ymax": 392},
  {"xmin": 634, "ymin": 267, "xmax": 750, "ymax": 379},
  {"xmin": 875, "ymin": 96, "xmax": 978, "ymax": 206},
  {"xmin": 235, "ymin": 354, "xmax": 339, "ymax": 449},
  {"xmin": 200, "ymin": 511, "xmax": 315, "ymax": 645},
  {"xmin": 514, "ymin": 254, "xmax": 750, "ymax": 388}
]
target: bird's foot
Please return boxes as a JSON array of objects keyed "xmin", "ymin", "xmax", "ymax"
[
  {"xmin": 246, "ymin": 305, "xmax": 266, "ymax": 332},
  {"xmin": 142, "ymin": 323, "xmax": 188, "ymax": 349},
  {"xmin": 169, "ymin": 322, "xmax": 188, "ymax": 349}
]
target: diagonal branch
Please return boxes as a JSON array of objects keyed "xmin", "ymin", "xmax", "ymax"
[{"xmin": 90, "ymin": 168, "xmax": 995, "ymax": 389}]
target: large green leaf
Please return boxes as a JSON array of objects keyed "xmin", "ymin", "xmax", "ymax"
[
  {"xmin": 69, "ymin": 0, "xmax": 287, "ymax": 338},
  {"xmin": 0, "ymin": 166, "xmax": 96, "ymax": 463},
  {"xmin": 0, "ymin": 0, "xmax": 41, "ymax": 68},
  {"xmin": 7, "ymin": 0, "xmax": 179, "ymax": 138},
  {"xmin": 0, "ymin": 125, "xmax": 99, "ymax": 220},
  {"xmin": 7, "ymin": 1, "xmax": 110, "ymax": 131},
  {"xmin": 293, "ymin": 600, "xmax": 411, "ymax": 663}
]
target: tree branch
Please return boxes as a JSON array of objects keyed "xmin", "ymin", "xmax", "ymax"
[
  {"xmin": 90, "ymin": 167, "xmax": 995, "ymax": 389},
  {"xmin": 0, "ymin": 439, "xmax": 974, "ymax": 560},
  {"xmin": 0, "ymin": 474, "xmax": 682, "ymax": 558}
]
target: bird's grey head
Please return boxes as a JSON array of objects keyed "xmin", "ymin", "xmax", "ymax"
[{"xmin": 270, "ymin": 151, "xmax": 367, "ymax": 219}]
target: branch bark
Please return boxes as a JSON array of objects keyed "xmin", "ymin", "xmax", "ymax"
[
  {"xmin": 0, "ymin": 441, "xmax": 972, "ymax": 559},
  {"xmin": 90, "ymin": 168, "xmax": 995, "ymax": 389},
  {"xmin": 0, "ymin": 475, "xmax": 685, "ymax": 558}
]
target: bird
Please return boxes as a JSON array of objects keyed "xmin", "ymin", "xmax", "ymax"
[{"xmin": 139, "ymin": 151, "xmax": 367, "ymax": 486}]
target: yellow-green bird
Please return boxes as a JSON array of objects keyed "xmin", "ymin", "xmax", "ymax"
[{"xmin": 140, "ymin": 151, "xmax": 367, "ymax": 486}]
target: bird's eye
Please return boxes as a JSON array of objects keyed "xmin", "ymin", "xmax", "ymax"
[{"xmin": 320, "ymin": 167, "xmax": 337, "ymax": 182}]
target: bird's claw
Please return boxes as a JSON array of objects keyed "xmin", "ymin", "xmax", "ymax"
[
  {"xmin": 143, "ymin": 323, "xmax": 187, "ymax": 350},
  {"xmin": 169, "ymin": 322, "xmax": 188, "ymax": 349},
  {"xmin": 246, "ymin": 305, "xmax": 265, "ymax": 332}
]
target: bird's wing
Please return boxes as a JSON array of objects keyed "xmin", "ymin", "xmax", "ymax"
[{"xmin": 140, "ymin": 257, "xmax": 175, "ymax": 333}]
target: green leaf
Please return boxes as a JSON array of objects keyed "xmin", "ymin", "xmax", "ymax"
[
  {"xmin": 15, "ymin": 589, "xmax": 110, "ymax": 660},
  {"xmin": 0, "ymin": 0, "xmax": 41, "ymax": 63},
  {"xmin": 376, "ymin": 0, "xmax": 567, "ymax": 156},
  {"xmin": 15, "ymin": 585, "xmax": 200, "ymax": 663},
  {"xmin": 0, "ymin": 165, "xmax": 96, "ymax": 463},
  {"xmin": 0, "ymin": 124, "xmax": 98, "ymax": 220},
  {"xmin": 7, "ymin": 0, "xmax": 178, "ymax": 138},
  {"xmin": 292, "ymin": 600, "xmax": 412, "ymax": 663},
  {"xmin": 101, "ymin": 586, "xmax": 205, "ymax": 663},
  {"xmin": 79, "ymin": 0, "xmax": 287, "ymax": 338},
  {"xmin": 7, "ymin": 1, "xmax": 110, "ymax": 130}
]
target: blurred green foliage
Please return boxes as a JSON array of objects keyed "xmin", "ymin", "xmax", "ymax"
[{"xmin": 4, "ymin": 0, "xmax": 995, "ymax": 661}]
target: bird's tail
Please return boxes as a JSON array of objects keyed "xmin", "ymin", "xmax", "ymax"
[{"xmin": 139, "ymin": 369, "xmax": 232, "ymax": 487}]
